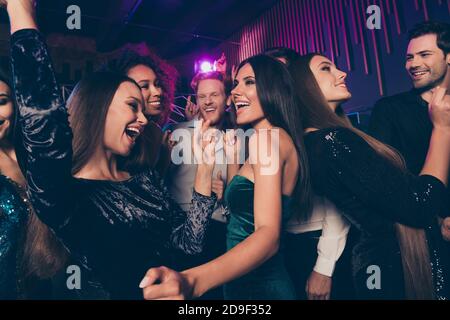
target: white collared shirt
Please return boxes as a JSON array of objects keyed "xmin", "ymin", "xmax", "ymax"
[
  {"xmin": 286, "ymin": 196, "xmax": 350, "ymax": 277},
  {"xmin": 167, "ymin": 120, "xmax": 228, "ymax": 223}
]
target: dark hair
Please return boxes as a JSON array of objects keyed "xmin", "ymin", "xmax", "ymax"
[
  {"xmin": 190, "ymin": 71, "xmax": 231, "ymax": 95},
  {"xmin": 68, "ymin": 72, "xmax": 140, "ymax": 175},
  {"xmin": 22, "ymin": 72, "xmax": 141, "ymax": 283},
  {"xmin": 288, "ymin": 52, "xmax": 435, "ymax": 299},
  {"xmin": 0, "ymin": 69, "xmax": 15, "ymax": 144},
  {"xmin": 235, "ymin": 54, "xmax": 312, "ymax": 219},
  {"xmin": 106, "ymin": 49, "xmax": 178, "ymax": 126},
  {"xmin": 408, "ymin": 21, "xmax": 450, "ymax": 55},
  {"xmin": 0, "ymin": 69, "xmax": 28, "ymax": 175},
  {"xmin": 263, "ymin": 47, "xmax": 301, "ymax": 66}
]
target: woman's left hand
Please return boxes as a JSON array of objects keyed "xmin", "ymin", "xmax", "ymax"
[{"xmin": 193, "ymin": 119, "xmax": 217, "ymax": 170}]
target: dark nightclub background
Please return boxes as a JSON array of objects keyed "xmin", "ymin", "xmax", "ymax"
[{"xmin": 1, "ymin": 0, "xmax": 449, "ymax": 127}]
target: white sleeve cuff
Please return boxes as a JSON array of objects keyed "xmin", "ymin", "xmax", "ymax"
[{"xmin": 313, "ymin": 256, "xmax": 336, "ymax": 277}]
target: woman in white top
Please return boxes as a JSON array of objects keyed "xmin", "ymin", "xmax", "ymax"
[
  {"xmin": 264, "ymin": 48, "xmax": 353, "ymax": 300},
  {"xmin": 285, "ymin": 196, "xmax": 352, "ymax": 299}
]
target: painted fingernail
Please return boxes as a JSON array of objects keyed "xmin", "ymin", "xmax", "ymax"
[{"xmin": 139, "ymin": 276, "xmax": 150, "ymax": 288}]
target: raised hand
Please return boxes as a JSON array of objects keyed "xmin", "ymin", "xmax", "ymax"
[
  {"xmin": 193, "ymin": 119, "xmax": 217, "ymax": 169},
  {"xmin": 185, "ymin": 95, "xmax": 199, "ymax": 121},
  {"xmin": 0, "ymin": 0, "xmax": 35, "ymax": 9},
  {"xmin": 224, "ymin": 129, "xmax": 242, "ymax": 165},
  {"xmin": 162, "ymin": 130, "xmax": 176, "ymax": 151},
  {"xmin": 2, "ymin": 0, "xmax": 38, "ymax": 33},
  {"xmin": 429, "ymin": 86, "xmax": 450, "ymax": 130},
  {"xmin": 214, "ymin": 52, "xmax": 227, "ymax": 76}
]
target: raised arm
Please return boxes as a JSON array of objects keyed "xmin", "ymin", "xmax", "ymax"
[
  {"xmin": 320, "ymin": 128, "xmax": 449, "ymax": 228},
  {"xmin": 4, "ymin": 0, "xmax": 37, "ymax": 33},
  {"xmin": 6, "ymin": 2, "xmax": 76, "ymax": 229},
  {"xmin": 155, "ymin": 168, "xmax": 217, "ymax": 255},
  {"xmin": 141, "ymin": 132, "xmax": 287, "ymax": 299},
  {"xmin": 157, "ymin": 120, "xmax": 218, "ymax": 254},
  {"xmin": 420, "ymin": 87, "xmax": 450, "ymax": 185}
]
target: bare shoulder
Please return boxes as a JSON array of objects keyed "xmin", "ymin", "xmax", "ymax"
[{"xmin": 248, "ymin": 127, "xmax": 294, "ymax": 165}]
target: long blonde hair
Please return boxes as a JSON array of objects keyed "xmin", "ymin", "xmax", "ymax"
[{"xmin": 288, "ymin": 53, "xmax": 435, "ymax": 299}]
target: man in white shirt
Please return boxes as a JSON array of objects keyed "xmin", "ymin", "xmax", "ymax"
[{"xmin": 166, "ymin": 71, "xmax": 235, "ymax": 298}]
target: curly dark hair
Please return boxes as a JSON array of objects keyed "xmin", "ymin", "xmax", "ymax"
[{"xmin": 106, "ymin": 47, "xmax": 178, "ymax": 126}]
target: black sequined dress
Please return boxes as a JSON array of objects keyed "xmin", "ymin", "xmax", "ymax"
[
  {"xmin": 10, "ymin": 29, "xmax": 216, "ymax": 299},
  {"xmin": 305, "ymin": 127, "xmax": 449, "ymax": 299}
]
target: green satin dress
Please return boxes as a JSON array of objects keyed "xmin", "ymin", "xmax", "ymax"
[{"xmin": 223, "ymin": 175, "xmax": 296, "ymax": 300}]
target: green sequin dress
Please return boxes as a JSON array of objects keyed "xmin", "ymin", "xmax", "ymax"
[{"xmin": 0, "ymin": 174, "xmax": 29, "ymax": 299}]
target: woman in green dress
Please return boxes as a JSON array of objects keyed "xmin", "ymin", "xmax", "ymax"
[{"xmin": 139, "ymin": 54, "xmax": 312, "ymax": 300}]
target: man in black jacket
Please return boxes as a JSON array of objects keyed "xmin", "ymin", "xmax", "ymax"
[{"xmin": 369, "ymin": 21, "xmax": 450, "ymax": 241}]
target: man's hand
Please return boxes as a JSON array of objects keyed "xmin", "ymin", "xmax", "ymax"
[
  {"xmin": 429, "ymin": 87, "xmax": 450, "ymax": 130},
  {"xmin": 185, "ymin": 95, "xmax": 199, "ymax": 121},
  {"xmin": 214, "ymin": 52, "xmax": 227, "ymax": 76},
  {"xmin": 305, "ymin": 270, "xmax": 332, "ymax": 300}
]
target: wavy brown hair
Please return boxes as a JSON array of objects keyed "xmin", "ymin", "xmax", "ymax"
[
  {"xmin": 288, "ymin": 53, "xmax": 435, "ymax": 299},
  {"xmin": 22, "ymin": 72, "xmax": 141, "ymax": 287}
]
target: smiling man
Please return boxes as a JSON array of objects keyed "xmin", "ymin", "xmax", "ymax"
[
  {"xmin": 369, "ymin": 21, "xmax": 450, "ymax": 174},
  {"xmin": 166, "ymin": 70, "xmax": 235, "ymax": 299},
  {"xmin": 369, "ymin": 21, "xmax": 450, "ymax": 294}
]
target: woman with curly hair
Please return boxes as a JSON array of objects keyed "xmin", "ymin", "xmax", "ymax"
[{"xmin": 107, "ymin": 48, "xmax": 178, "ymax": 173}]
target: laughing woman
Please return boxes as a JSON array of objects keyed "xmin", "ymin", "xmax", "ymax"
[
  {"xmin": 139, "ymin": 55, "xmax": 312, "ymax": 300},
  {"xmin": 106, "ymin": 49, "xmax": 178, "ymax": 173},
  {"xmin": 3, "ymin": 0, "xmax": 217, "ymax": 299}
]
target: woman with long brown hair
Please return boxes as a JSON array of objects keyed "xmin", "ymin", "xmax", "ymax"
[
  {"xmin": 287, "ymin": 53, "xmax": 450, "ymax": 299},
  {"xmin": 4, "ymin": 0, "xmax": 218, "ymax": 299},
  {"xmin": 138, "ymin": 54, "xmax": 312, "ymax": 300}
]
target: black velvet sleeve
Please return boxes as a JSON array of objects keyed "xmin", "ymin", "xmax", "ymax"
[
  {"xmin": 312, "ymin": 128, "xmax": 449, "ymax": 228},
  {"xmin": 150, "ymin": 170, "xmax": 216, "ymax": 255},
  {"xmin": 10, "ymin": 29, "xmax": 76, "ymax": 229}
]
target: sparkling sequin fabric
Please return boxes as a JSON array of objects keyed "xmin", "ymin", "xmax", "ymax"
[
  {"xmin": 10, "ymin": 29, "xmax": 216, "ymax": 299},
  {"xmin": 0, "ymin": 174, "xmax": 29, "ymax": 299},
  {"xmin": 305, "ymin": 127, "xmax": 449, "ymax": 299}
]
